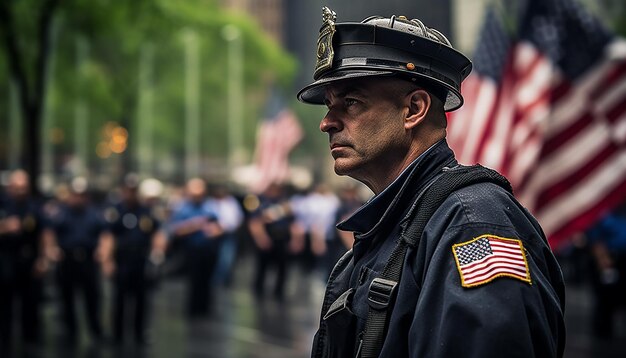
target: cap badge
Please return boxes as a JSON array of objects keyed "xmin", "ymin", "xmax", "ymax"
[{"xmin": 314, "ymin": 7, "xmax": 336, "ymax": 78}]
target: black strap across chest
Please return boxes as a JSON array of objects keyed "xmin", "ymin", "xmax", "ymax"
[{"xmin": 358, "ymin": 164, "xmax": 512, "ymax": 358}]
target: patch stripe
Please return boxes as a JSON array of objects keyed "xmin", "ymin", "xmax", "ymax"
[{"xmin": 452, "ymin": 234, "xmax": 531, "ymax": 288}]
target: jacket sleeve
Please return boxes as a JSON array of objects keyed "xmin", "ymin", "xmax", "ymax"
[{"xmin": 407, "ymin": 193, "xmax": 565, "ymax": 357}]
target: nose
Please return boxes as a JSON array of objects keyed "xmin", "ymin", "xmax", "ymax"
[{"xmin": 320, "ymin": 111, "xmax": 342, "ymax": 133}]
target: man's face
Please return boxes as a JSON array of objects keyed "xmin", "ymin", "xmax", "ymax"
[
  {"xmin": 320, "ymin": 77, "xmax": 411, "ymax": 185},
  {"xmin": 122, "ymin": 187, "xmax": 139, "ymax": 205},
  {"xmin": 8, "ymin": 171, "xmax": 29, "ymax": 200},
  {"xmin": 68, "ymin": 192, "xmax": 87, "ymax": 208},
  {"xmin": 186, "ymin": 178, "xmax": 206, "ymax": 204}
]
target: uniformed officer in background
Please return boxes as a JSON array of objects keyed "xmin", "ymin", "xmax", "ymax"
[
  {"xmin": 586, "ymin": 200, "xmax": 626, "ymax": 338},
  {"xmin": 248, "ymin": 183, "xmax": 303, "ymax": 301},
  {"xmin": 0, "ymin": 170, "xmax": 47, "ymax": 352},
  {"xmin": 298, "ymin": 8, "xmax": 565, "ymax": 357},
  {"xmin": 45, "ymin": 177, "xmax": 114, "ymax": 345},
  {"xmin": 105, "ymin": 175, "xmax": 166, "ymax": 345}
]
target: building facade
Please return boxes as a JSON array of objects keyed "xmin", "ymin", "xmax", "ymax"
[{"xmin": 222, "ymin": 0, "xmax": 454, "ymax": 90}]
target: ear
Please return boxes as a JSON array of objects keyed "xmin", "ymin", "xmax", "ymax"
[{"xmin": 404, "ymin": 89, "xmax": 430, "ymax": 130}]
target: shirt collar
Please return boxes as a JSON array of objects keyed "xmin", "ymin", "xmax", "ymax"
[{"xmin": 337, "ymin": 139, "xmax": 456, "ymax": 237}]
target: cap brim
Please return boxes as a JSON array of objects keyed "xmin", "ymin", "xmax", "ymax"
[
  {"xmin": 297, "ymin": 69, "xmax": 464, "ymax": 111},
  {"xmin": 297, "ymin": 70, "xmax": 394, "ymax": 104}
]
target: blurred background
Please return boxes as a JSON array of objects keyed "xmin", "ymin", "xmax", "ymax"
[{"xmin": 0, "ymin": 0, "xmax": 625, "ymax": 357}]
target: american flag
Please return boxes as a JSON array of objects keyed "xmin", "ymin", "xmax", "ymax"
[
  {"xmin": 447, "ymin": 0, "xmax": 626, "ymax": 249},
  {"xmin": 453, "ymin": 235, "xmax": 531, "ymax": 288},
  {"xmin": 251, "ymin": 89, "xmax": 303, "ymax": 193}
]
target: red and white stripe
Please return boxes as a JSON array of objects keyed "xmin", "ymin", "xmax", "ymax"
[
  {"xmin": 252, "ymin": 109, "xmax": 303, "ymax": 193},
  {"xmin": 448, "ymin": 39, "xmax": 626, "ymax": 249}
]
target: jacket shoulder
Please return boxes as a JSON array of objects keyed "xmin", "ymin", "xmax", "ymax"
[{"xmin": 437, "ymin": 181, "xmax": 535, "ymax": 230}]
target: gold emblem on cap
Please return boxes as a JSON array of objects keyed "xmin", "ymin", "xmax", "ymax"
[
  {"xmin": 406, "ymin": 63, "xmax": 416, "ymax": 70},
  {"xmin": 314, "ymin": 7, "xmax": 337, "ymax": 79}
]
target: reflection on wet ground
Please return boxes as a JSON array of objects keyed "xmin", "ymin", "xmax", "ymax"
[
  {"xmin": 6, "ymin": 253, "xmax": 626, "ymax": 358},
  {"xmin": 10, "ymin": 254, "xmax": 324, "ymax": 358}
]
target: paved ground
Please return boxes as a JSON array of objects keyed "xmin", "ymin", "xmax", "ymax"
[{"xmin": 6, "ymin": 253, "xmax": 626, "ymax": 358}]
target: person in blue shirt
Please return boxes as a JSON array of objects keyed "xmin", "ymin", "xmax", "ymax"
[
  {"xmin": 169, "ymin": 178, "xmax": 223, "ymax": 317},
  {"xmin": 206, "ymin": 184, "xmax": 244, "ymax": 287},
  {"xmin": 586, "ymin": 201, "xmax": 626, "ymax": 338}
]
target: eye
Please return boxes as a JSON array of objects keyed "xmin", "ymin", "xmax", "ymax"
[{"xmin": 345, "ymin": 98, "xmax": 358, "ymax": 107}]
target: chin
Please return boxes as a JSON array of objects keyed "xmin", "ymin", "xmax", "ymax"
[
  {"xmin": 333, "ymin": 159, "xmax": 357, "ymax": 177},
  {"xmin": 334, "ymin": 166, "xmax": 348, "ymax": 176}
]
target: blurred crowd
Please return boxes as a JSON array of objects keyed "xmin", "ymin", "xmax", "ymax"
[
  {"xmin": 556, "ymin": 200, "xmax": 626, "ymax": 340},
  {"xmin": 1, "ymin": 168, "xmax": 626, "ymax": 355},
  {"xmin": 0, "ymin": 169, "xmax": 366, "ymax": 354}
]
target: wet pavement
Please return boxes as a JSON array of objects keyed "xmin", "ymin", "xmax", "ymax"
[
  {"xmin": 560, "ymin": 283, "xmax": 626, "ymax": 358},
  {"xmin": 5, "ymin": 253, "xmax": 626, "ymax": 358},
  {"xmin": 8, "ymin": 254, "xmax": 324, "ymax": 358}
]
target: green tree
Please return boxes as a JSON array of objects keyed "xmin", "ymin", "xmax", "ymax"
[
  {"xmin": 0, "ymin": 0, "xmax": 59, "ymax": 195},
  {"xmin": 0, "ymin": 0, "xmax": 296, "ymax": 193}
]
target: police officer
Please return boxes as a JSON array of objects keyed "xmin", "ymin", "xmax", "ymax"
[
  {"xmin": 247, "ymin": 183, "xmax": 302, "ymax": 300},
  {"xmin": 586, "ymin": 201, "xmax": 626, "ymax": 338},
  {"xmin": 46, "ymin": 177, "xmax": 113, "ymax": 345},
  {"xmin": 297, "ymin": 8, "xmax": 565, "ymax": 357},
  {"xmin": 105, "ymin": 176, "xmax": 166, "ymax": 344},
  {"xmin": 0, "ymin": 170, "xmax": 46, "ymax": 352}
]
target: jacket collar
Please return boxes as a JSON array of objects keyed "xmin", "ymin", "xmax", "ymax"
[{"xmin": 337, "ymin": 140, "xmax": 457, "ymax": 242}]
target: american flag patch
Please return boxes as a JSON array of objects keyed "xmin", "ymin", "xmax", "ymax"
[{"xmin": 452, "ymin": 235, "xmax": 531, "ymax": 288}]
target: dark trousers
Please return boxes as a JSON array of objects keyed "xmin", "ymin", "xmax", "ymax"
[
  {"xmin": 113, "ymin": 256, "xmax": 149, "ymax": 342},
  {"xmin": 254, "ymin": 239, "xmax": 289, "ymax": 298},
  {"xmin": 56, "ymin": 256, "xmax": 102, "ymax": 341},
  {"xmin": 186, "ymin": 244, "xmax": 217, "ymax": 317},
  {"xmin": 0, "ymin": 257, "xmax": 42, "ymax": 352},
  {"xmin": 592, "ymin": 254, "xmax": 626, "ymax": 338}
]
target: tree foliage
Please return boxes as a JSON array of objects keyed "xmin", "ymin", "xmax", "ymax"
[{"xmin": 0, "ymin": 0, "xmax": 297, "ymax": 190}]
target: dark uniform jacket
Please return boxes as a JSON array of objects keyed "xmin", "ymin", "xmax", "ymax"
[
  {"xmin": 107, "ymin": 203, "xmax": 159, "ymax": 253},
  {"xmin": 48, "ymin": 204, "xmax": 107, "ymax": 258},
  {"xmin": 107, "ymin": 203, "xmax": 160, "ymax": 275},
  {"xmin": 0, "ymin": 196, "xmax": 44, "ymax": 281},
  {"xmin": 312, "ymin": 140, "xmax": 566, "ymax": 358}
]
